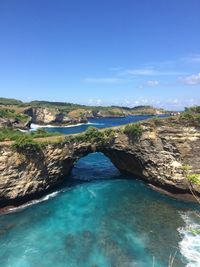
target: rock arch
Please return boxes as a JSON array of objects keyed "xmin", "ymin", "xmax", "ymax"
[{"xmin": 0, "ymin": 118, "xmax": 200, "ymax": 208}]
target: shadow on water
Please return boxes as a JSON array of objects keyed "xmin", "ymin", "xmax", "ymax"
[{"xmin": 65, "ymin": 152, "xmax": 199, "ymax": 210}]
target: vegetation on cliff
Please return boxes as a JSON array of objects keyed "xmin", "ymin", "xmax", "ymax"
[
  {"xmin": 182, "ymin": 165, "xmax": 200, "ymax": 185},
  {"xmin": 180, "ymin": 106, "xmax": 200, "ymax": 125},
  {"xmin": 0, "ymin": 97, "xmax": 23, "ymax": 106},
  {"xmin": 28, "ymin": 101, "xmax": 164, "ymax": 115},
  {"xmin": 11, "ymin": 135, "xmax": 42, "ymax": 152},
  {"xmin": 69, "ymin": 127, "xmax": 115, "ymax": 145},
  {"xmin": 123, "ymin": 123, "xmax": 143, "ymax": 140},
  {"xmin": 0, "ymin": 108, "xmax": 29, "ymax": 123},
  {"xmin": 0, "ymin": 128, "xmax": 62, "ymax": 142},
  {"xmin": 0, "ymin": 97, "xmax": 167, "ymax": 128}
]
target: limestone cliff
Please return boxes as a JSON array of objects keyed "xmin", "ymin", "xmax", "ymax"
[
  {"xmin": 24, "ymin": 107, "xmax": 88, "ymax": 125},
  {"xmin": 0, "ymin": 117, "xmax": 200, "ymax": 208},
  {"xmin": 0, "ymin": 110, "xmax": 31, "ymax": 129}
]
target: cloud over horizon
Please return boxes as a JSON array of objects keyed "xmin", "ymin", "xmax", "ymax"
[
  {"xmin": 183, "ymin": 54, "xmax": 200, "ymax": 64},
  {"xmin": 181, "ymin": 72, "xmax": 200, "ymax": 85},
  {"xmin": 120, "ymin": 67, "xmax": 186, "ymax": 76},
  {"xmin": 145, "ymin": 80, "xmax": 159, "ymax": 87},
  {"xmin": 83, "ymin": 77, "xmax": 125, "ymax": 84}
]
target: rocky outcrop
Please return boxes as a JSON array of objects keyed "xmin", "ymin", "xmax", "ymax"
[
  {"xmin": 23, "ymin": 106, "xmax": 167, "ymax": 126},
  {"xmin": 0, "ymin": 117, "xmax": 200, "ymax": 208},
  {"xmin": 0, "ymin": 116, "xmax": 31, "ymax": 129},
  {"xmin": 24, "ymin": 107, "xmax": 88, "ymax": 125}
]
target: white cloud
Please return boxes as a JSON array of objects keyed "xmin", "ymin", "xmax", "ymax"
[
  {"xmin": 181, "ymin": 72, "xmax": 200, "ymax": 85},
  {"xmin": 122, "ymin": 68, "xmax": 155, "ymax": 76},
  {"xmin": 145, "ymin": 80, "xmax": 159, "ymax": 87},
  {"xmin": 88, "ymin": 98, "xmax": 102, "ymax": 105},
  {"xmin": 83, "ymin": 77, "xmax": 124, "ymax": 84},
  {"xmin": 120, "ymin": 67, "xmax": 184, "ymax": 76},
  {"xmin": 183, "ymin": 54, "xmax": 200, "ymax": 64}
]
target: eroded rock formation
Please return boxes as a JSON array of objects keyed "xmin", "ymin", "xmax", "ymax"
[
  {"xmin": 0, "ymin": 117, "xmax": 200, "ymax": 207},
  {"xmin": 24, "ymin": 107, "xmax": 88, "ymax": 125}
]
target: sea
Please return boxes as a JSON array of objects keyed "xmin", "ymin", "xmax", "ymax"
[{"xmin": 0, "ymin": 115, "xmax": 200, "ymax": 267}]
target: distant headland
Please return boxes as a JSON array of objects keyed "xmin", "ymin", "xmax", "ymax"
[{"xmin": 0, "ymin": 97, "xmax": 170, "ymax": 129}]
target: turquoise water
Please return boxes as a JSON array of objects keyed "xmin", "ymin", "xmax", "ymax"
[
  {"xmin": 0, "ymin": 153, "xmax": 200, "ymax": 267},
  {"xmin": 1, "ymin": 116, "xmax": 200, "ymax": 266}
]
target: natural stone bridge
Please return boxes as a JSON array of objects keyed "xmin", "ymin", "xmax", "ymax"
[{"xmin": 0, "ymin": 117, "xmax": 200, "ymax": 208}]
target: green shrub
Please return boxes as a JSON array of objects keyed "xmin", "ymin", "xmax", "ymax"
[
  {"xmin": 187, "ymin": 174, "xmax": 200, "ymax": 185},
  {"xmin": 180, "ymin": 107, "xmax": 200, "ymax": 126},
  {"xmin": 185, "ymin": 106, "xmax": 200, "ymax": 114},
  {"xmin": 0, "ymin": 128, "xmax": 24, "ymax": 141},
  {"xmin": 124, "ymin": 123, "xmax": 143, "ymax": 139},
  {"xmin": 103, "ymin": 128, "xmax": 115, "ymax": 143},
  {"xmin": 0, "ymin": 127, "xmax": 62, "ymax": 142},
  {"xmin": 0, "ymin": 108, "xmax": 29, "ymax": 122},
  {"xmin": 31, "ymin": 128, "xmax": 61, "ymax": 138},
  {"xmin": 180, "ymin": 112, "xmax": 194, "ymax": 121},
  {"xmin": 181, "ymin": 165, "xmax": 200, "ymax": 185},
  {"xmin": 104, "ymin": 128, "xmax": 114, "ymax": 137},
  {"xmin": 84, "ymin": 127, "xmax": 105, "ymax": 143},
  {"xmin": 12, "ymin": 135, "xmax": 41, "ymax": 152},
  {"xmin": 71, "ymin": 127, "xmax": 115, "ymax": 145}
]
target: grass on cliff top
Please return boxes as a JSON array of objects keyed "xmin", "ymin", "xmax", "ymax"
[
  {"xmin": 68, "ymin": 127, "xmax": 115, "ymax": 145},
  {"xmin": 123, "ymin": 123, "xmax": 143, "ymax": 139},
  {"xmin": 180, "ymin": 106, "xmax": 200, "ymax": 126},
  {"xmin": 0, "ymin": 97, "xmax": 23, "ymax": 106},
  {"xmin": 0, "ymin": 125, "xmax": 116, "ymax": 145},
  {"xmin": 187, "ymin": 174, "xmax": 200, "ymax": 185},
  {"xmin": 0, "ymin": 128, "xmax": 62, "ymax": 142},
  {"xmin": 0, "ymin": 108, "xmax": 29, "ymax": 123},
  {"xmin": 0, "ymin": 97, "xmax": 166, "ymax": 116},
  {"xmin": 8, "ymin": 127, "xmax": 116, "ymax": 152}
]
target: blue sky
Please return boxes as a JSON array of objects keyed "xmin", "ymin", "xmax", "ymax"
[{"xmin": 0, "ymin": 0, "xmax": 199, "ymax": 110}]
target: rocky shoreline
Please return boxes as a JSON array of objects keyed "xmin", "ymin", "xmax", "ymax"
[{"xmin": 0, "ymin": 97, "xmax": 168, "ymax": 130}]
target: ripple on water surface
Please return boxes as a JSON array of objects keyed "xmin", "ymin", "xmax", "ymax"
[{"xmin": 0, "ymin": 153, "xmax": 200, "ymax": 267}]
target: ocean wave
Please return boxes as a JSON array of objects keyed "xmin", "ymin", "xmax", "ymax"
[
  {"xmin": 18, "ymin": 129, "xmax": 29, "ymax": 132},
  {"xmin": 178, "ymin": 211, "xmax": 200, "ymax": 267},
  {"xmin": 30, "ymin": 121, "xmax": 104, "ymax": 130},
  {"xmin": 3, "ymin": 191, "xmax": 60, "ymax": 215},
  {"xmin": 87, "ymin": 188, "xmax": 97, "ymax": 198}
]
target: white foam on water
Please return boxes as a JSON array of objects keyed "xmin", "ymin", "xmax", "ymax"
[
  {"xmin": 87, "ymin": 188, "xmax": 97, "ymax": 198},
  {"xmin": 30, "ymin": 121, "xmax": 104, "ymax": 130},
  {"xmin": 2, "ymin": 191, "xmax": 60, "ymax": 215},
  {"xmin": 178, "ymin": 212, "xmax": 200, "ymax": 267},
  {"xmin": 89, "ymin": 122, "xmax": 105, "ymax": 126},
  {"xmin": 18, "ymin": 129, "xmax": 29, "ymax": 132}
]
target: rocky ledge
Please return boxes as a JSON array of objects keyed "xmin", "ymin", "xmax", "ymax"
[{"xmin": 0, "ymin": 117, "xmax": 200, "ymax": 208}]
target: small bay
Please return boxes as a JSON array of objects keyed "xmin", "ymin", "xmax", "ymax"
[{"xmin": 0, "ymin": 116, "xmax": 199, "ymax": 267}]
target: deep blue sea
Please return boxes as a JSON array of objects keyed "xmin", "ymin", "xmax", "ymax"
[
  {"xmin": 0, "ymin": 116, "xmax": 200, "ymax": 267},
  {"xmin": 30, "ymin": 115, "xmax": 166, "ymax": 134}
]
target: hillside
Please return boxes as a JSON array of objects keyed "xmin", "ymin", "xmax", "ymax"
[{"xmin": 0, "ymin": 97, "xmax": 167, "ymax": 128}]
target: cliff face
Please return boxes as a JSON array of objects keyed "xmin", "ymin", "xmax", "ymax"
[
  {"xmin": 23, "ymin": 106, "xmax": 167, "ymax": 125},
  {"xmin": 0, "ymin": 114, "xmax": 31, "ymax": 129},
  {"xmin": 24, "ymin": 107, "xmax": 87, "ymax": 125},
  {"xmin": 0, "ymin": 118, "xmax": 200, "ymax": 207},
  {"xmin": 105, "ymin": 120, "xmax": 200, "ymax": 194}
]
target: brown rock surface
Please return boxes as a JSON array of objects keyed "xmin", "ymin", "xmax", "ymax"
[{"xmin": 0, "ymin": 117, "xmax": 200, "ymax": 207}]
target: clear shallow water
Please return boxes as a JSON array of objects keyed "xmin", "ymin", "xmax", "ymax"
[
  {"xmin": 1, "ymin": 116, "xmax": 200, "ymax": 267},
  {"xmin": 0, "ymin": 153, "xmax": 200, "ymax": 267}
]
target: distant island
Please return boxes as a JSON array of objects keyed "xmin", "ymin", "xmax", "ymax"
[{"xmin": 0, "ymin": 97, "xmax": 169, "ymax": 129}]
